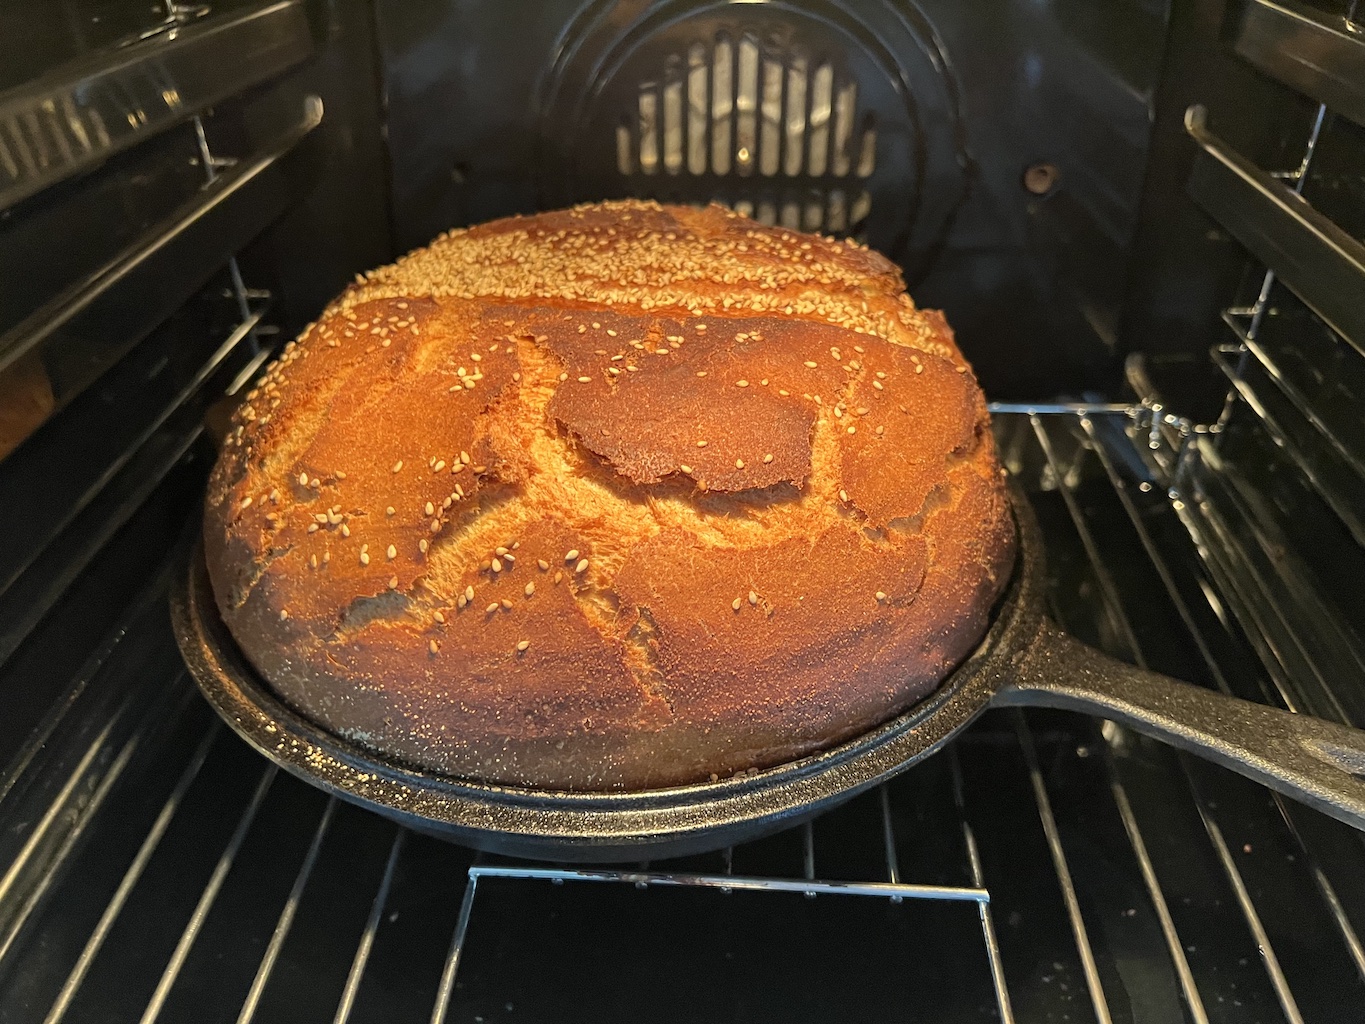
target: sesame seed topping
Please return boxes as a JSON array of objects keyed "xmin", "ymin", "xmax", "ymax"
[
  {"xmin": 457, "ymin": 595, "xmax": 467, "ymax": 609},
  {"xmin": 340, "ymin": 524, "xmax": 350, "ymax": 537},
  {"xmin": 517, "ymin": 639, "xmax": 530, "ymax": 652},
  {"xmin": 748, "ymin": 591, "xmax": 758, "ymax": 605},
  {"xmin": 592, "ymin": 322, "xmax": 600, "ymax": 329},
  {"xmin": 575, "ymin": 558, "xmax": 589, "ymax": 573},
  {"xmin": 558, "ymin": 372, "xmax": 568, "ymax": 382},
  {"xmin": 485, "ymin": 602, "xmax": 499, "ymax": 614},
  {"xmin": 465, "ymin": 585, "xmax": 475, "ymax": 601},
  {"xmin": 392, "ymin": 460, "xmax": 403, "ymax": 473},
  {"xmin": 429, "ymin": 640, "xmax": 440, "ymax": 654},
  {"xmin": 420, "ymin": 539, "xmax": 429, "ymax": 553},
  {"xmin": 839, "ymin": 489, "xmax": 849, "ymax": 502},
  {"xmin": 491, "ymin": 558, "xmax": 502, "ymax": 572},
  {"xmin": 735, "ymin": 458, "xmax": 744, "ymax": 469},
  {"xmin": 732, "ymin": 597, "xmax": 742, "ymax": 612},
  {"xmin": 695, "ymin": 371, "xmax": 707, "ymax": 378},
  {"xmin": 875, "ymin": 591, "xmax": 887, "ymax": 602},
  {"xmin": 279, "ymin": 609, "xmax": 289, "ymax": 621},
  {"xmin": 778, "ymin": 389, "xmax": 789, "ymax": 396},
  {"xmin": 298, "ymin": 472, "xmax": 308, "ymax": 486},
  {"xmin": 387, "ymin": 506, "xmax": 396, "ymax": 516},
  {"xmin": 387, "ymin": 544, "xmax": 397, "ymax": 560},
  {"xmin": 876, "ymin": 371, "xmax": 886, "ymax": 379},
  {"xmin": 501, "ymin": 598, "xmax": 514, "ymax": 610},
  {"xmin": 606, "ymin": 329, "xmax": 617, "ymax": 337},
  {"xmin": 433, "ymin": 460, "xmax": 446, "ymax": 472},
  {"xmin": 310, "ymin": 478, "xmax": 320, "ymax": 489},
  {"xmin": 425, "ymin": 502, "xmax": 435, "ymax": 516},
  {"xmin": 915, "ymin": 364, "xmax": 924, "ymax": 374},
  {"xmin": 876, "ymin": 425, "xmax": 885, "ymax": 435},
  {"xmin": 307, "ymin": 524, "xmax": 319, "ymax": 533},
  {"xmin": 578, "ymin": 376, "xmax": 591, "ymax": 383},
  {"xmin": 735, "ymin": 380, "xmax": 749, "ymax": 388},
  {"xmin": 525, "ymin": 582, "xmax": 535, "ymax": 597},
  {"xmin": 696, "ymin": 440, "xmax": 708, "ymax": 448},
  {"xmin": 847, "ymin": 426, "xmax": 856, "ymax": 434},
  {"xmin": 872, "ymin": 380, "xmax": 884, "ymax": 391},
  {"xmin": 240, "ymin": 496, "xmax": 253, "ymax": 509},
  {"xmin": 804, "ymin": 361, "xmax": 818, "ymax": 368},
  {"xmin": 463, "ymin": 378, "xmax": 476, "ymax": 389},
  {"xmin": 537, "ymin": 558, "xmax": 549, "ymax": 571}
]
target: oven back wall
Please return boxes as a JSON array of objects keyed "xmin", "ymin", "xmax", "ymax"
[{"xmin": 373, "ymin": 0, "xmax": 1170, "ymax": 400}]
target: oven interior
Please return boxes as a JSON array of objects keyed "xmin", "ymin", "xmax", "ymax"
[{"xmin": 2, "ymin": 1, "xmax": 1364, "ymax": 1021}]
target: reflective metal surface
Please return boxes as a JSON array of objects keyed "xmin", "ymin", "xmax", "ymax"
[
  {"xmin": 0, "ymin": 0, "xmax": 313, "ymax": 211},
  {"xmin": 1186, "ymin": 105, "xmax": 1365, "ymax": 361},
  {"xmin": 1231, "ymin": 0, "xmax": 1365, "ymax": 130}
]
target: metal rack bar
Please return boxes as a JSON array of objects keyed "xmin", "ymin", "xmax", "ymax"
[
  {"xmin": 1014, "ymin": 713, "xmax": 1114, "ymax": 1024},
  {"xmin": 878, "ymin": 785, "xmax": 902, "ymax": 893},
  {"xmin": 1029, "ymin": 414, "xmax": 1309, "ymax": 1024},
  {"xmin": 1210, "ymin": 344, "xmax": 1365, "ymax": 545},
  {"xmin": 42, "ymin": 723, "xmax": 221, "ymax": 1024},
  {"xmin": 428, "ymin": 873, "xmax": 480, "ymax": 1024},
  {"xmin": 137, "ymin": 764, "xmax": 277, "ymax": 1024},
  {"xmin": 463, "ymin": 864, "xmax": 987, "ymax": 903},
  {"xmin": 1186, "ymin": 105, "xmax": 1365, "ymax": 361},
  {"xmin": 948, "ymin": 747, "xmax": 1016, "ymax": 1024},
  {"xmin": 1231, "ymin": 0, "xmax": 1365, "ymax": 129},
  {"xmin": 0, "ymin": 0, "xmax": 313, "ymax": 210},
  {"xmin": 234, "ymin": 796, "xmax": 338, "ymax": 1024},
  {"xmin": 332, "ymin": 829, "xmax": 406, "ymax": 1024}
]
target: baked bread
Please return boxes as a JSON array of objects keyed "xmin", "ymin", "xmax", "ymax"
[{"xmin": 204, "ymin": 200, "xmax": 1015, "ymax": 790}]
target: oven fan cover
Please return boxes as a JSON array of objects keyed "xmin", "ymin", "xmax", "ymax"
[{"xmin": 537, "ymin": 0, "xmax": 967, "ymax": 274}]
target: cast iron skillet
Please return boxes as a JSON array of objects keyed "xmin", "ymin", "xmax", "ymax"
[{"xmin": 171, "ymin": 490, "xmax": 1365, "ymax": 862}]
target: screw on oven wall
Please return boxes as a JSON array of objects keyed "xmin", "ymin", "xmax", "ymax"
[{"xmin": 1023, "ymin": 162, "xmax": 1059, "ymax": 195}]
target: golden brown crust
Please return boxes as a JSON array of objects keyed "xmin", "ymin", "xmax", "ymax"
[{"xmin": 204, "ymin": 200, "xmax": 1014, "ymax": 790}]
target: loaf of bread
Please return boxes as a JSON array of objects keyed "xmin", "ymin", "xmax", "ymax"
[{"xmin": 204, "ymin": 201, "xmax": 1015, "ymax": 790}]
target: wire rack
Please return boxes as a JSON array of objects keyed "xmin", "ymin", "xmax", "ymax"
[{"xmin": 1, "ymin": 408, "xmax": 1364, "ymax": 1024}]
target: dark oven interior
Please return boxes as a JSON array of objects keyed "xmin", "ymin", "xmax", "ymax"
[{"xmin": 2, "ymin": 1, "xmax": 1365, "ymax": 1021}]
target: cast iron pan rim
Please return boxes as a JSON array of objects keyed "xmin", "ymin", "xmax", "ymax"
[{"xmin": 172, "ymin": 488, "xmax": 1044, "ymax": 843}]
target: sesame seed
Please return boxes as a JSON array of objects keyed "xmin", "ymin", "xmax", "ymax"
[
  {"xmin": 471, "ymin": 353, "xmax": 482, "ymax": 362},
  {"xmin": 856, "ymin": 407, "xmax": 869, "ymax": 416},
  {"xmin": 761, "ymin": 378, "xmax": 769, "ymax": 385},
  {"xmin": 503, "ymin": 552, "xmax": 515, "ymax": 563},
  {"xmin": 876, "ymin": 425, "xmax": 885, "ymax": 435},
  {"xmin": 839, "ymin": 489, "xmax": 849, "ymax": 502},
  {"xmin": 915, "ymin": 365, "xmax": 924, "ymax": 374},
  {"xmin": 847, "ymin": 426, "xmax": 856, "ymax": 434},
  {"xmin": 430, "ymin": 520, "xmax": 441, "ymax": 533},
  {"xmin": 463, "ymin": 378, "xmax": 476, "ymax": 389},
  {"xmin": 432, "ymin": 460, "xmax": 445, "ymax": 472},
  {"xmin": 872, "ymin": 380, "xmax": 883, "ymax": 390},
  {"xmin": 426, "ymin": 502, "xmax": 435, "ymax": 516},
  {"xmin": 310, "ymin": 554, "xmax": 318, "ymax": 569},
  {"xmin": 501, "ymin": 598, "xmax": 514, "ymax": 610},
  {"xmin": 310, "ymin": 478, "xmax": 320, "ymax": 489},
  {"xmin": 876, "ymin": 371, "xmax": 887, "ymax": 379},
  {"xmin": 387, "ymin": 544, "xmax": 397, "ymax": 560},
  {"xmin": 575, "ymin": 558, "xmax": 589, "ymax": 573},
  {"xmin": 269, "ymin": 489, "xmax": 280, "ymax": 503},
  {"xmin": 735, "ymin": 380, "xmax": 749, "ymax": 388},
  {"xmin": 457, "ymin": 595, "xmax": 467, "ymax": 609},
  {"xmin": 465, "ymin": 585, "xmax": 475, "ymax": 601},
  {"xmin": 735, "ymin": 458, "xmax": 744, "ymax": 468},
  {"xmin": 429, "ymin": 640, "xmax": 440, "ymax": 654},
  {"xmin": 496, "ymin": 546, "xmax": 509, "ymax": 556},
  {"xmin": 491, "ymin": 558, "xmax": 502, "ymax": 572},
  {"xmin": 392, "ymin": 460, "xmax": 403, "ymax": 473},
  {"xmin": 696, "ymin": 440, "xmax": 708, "ymax": 448},
  {"xmin": 695, "ymin": 371, "xmax": 707, "ymax": 378},
  {"xmin": 387, "ymin": 506, "xmax": 396, "ymax": 516},
  {"xmin": 558, "ymin": 372, "xmax": 568, "ymax": 382},
  {"xmin": 525, "ymin": 582, "xmax": 535, "ymax": 597},
  {"xmin": 749, "ymin": 591, "xmax": 758, "ymax": 605},
  {"xmin": 420, "ymin": 539, "xmax": 429, "ymax": 553},
  {"xmin": 875, "ymin": 591, "xmax": 887, "ymax": 602},
  {"xmin": 240, "ymin": 496, "xmax": 253, "ymax": 509},
  {"xmin": 434, "ymin": 610, "xmax": 446, "ymax": 624},
  {"xmin": 606, "ymin": 329, "xmax": 617, "ymax": 337},
  {"xmin": 592, "ymin": 322, "xmax": 601, "ymax": 329},
  {"xmin": 308, "ymin": 524, "xmax": 319, "ymax": 533},
  {"xmin": 485, "ymin": 602, "xmax": 499, "ymax": 614},
  {"xmin": 804, "ymin": 361, "xmax": 818, "ymax": 368},
  {"xmin": 732, "ymin": 597, "xmax": 742, "ymax": 611},
  {"xmin": 340, "ymin": 524, "xmax": 350, "ymax": 537},
  {"xmin": 517, "ymin": 639, "xmax": 530, "ymax": 652},
  {"xmin": 298, "ymin": 472, "xmax": 309, "ymax": 486},
  {"xmin": 695, "ymin": 323, "xmax": 707, "ymax": 331},
  {"xmin": 279, "ymin": 609, "xmax": 289, "ymax": 621},
  {"xmin": 537, "ymin": 558, "xmax": 549, "ymax": 571}
]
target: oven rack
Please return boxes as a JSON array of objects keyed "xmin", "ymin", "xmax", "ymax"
[{"xmin": 2, "ymin": 407, "xmax": 1363, "ymax": 1022}]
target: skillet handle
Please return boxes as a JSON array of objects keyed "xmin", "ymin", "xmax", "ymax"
[{"xmin": 995, "ymin": 622, "xmax": 1365, "ymax": 832}]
